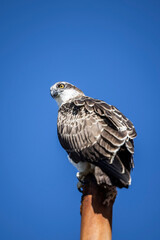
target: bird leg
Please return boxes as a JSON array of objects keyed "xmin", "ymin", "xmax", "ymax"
[
  {"xmin": 75, "ymin": 162, "xmax": 95, "ymax": 192},
  {"xmin": 76, "ymin": 172, "xmax": 86, "ymax": 192},
  {"xmin": 76, "ymin": 172, "xmax": 86, "ymax": 182}
]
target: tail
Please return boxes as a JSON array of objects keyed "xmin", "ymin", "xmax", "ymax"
[{"xmin": 95, "ymin": 155, "xmax": 131, "ymax": 188}]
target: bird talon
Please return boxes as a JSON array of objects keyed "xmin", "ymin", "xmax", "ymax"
[{"xmin": 77, "ymin": 181, "xmax": 84, "ymax": 192}]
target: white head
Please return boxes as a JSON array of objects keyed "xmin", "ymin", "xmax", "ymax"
[{"xmin": 50, "ymin": 82, "xmax": 85, "ymax": 107}]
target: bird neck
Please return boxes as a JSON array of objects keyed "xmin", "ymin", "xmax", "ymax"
[{"xmin": 55, "ymin": 89, "xmax": 85, "ymax": 107}]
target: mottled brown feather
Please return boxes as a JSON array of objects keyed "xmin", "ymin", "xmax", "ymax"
[{"xmin": 57, "ymin": 96, "xmax": 137, "ymax": 187}]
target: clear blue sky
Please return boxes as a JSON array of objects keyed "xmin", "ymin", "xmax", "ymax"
[{"xmin": 1, "ymin": 0, "xmax": 160, "ymax": 239}]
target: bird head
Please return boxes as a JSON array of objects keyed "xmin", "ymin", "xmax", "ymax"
[{"xmin": 50, "ymin": 82, "xmax": 85, "ymax": 107}]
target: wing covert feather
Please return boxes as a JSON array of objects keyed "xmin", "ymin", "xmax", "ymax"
[{"xmin": 57, "ymin": 96, "xmax": 137, "ymax": 187}]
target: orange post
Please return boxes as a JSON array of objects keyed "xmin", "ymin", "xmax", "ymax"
[{"xmin": 80, "ymin": 175, "xmax": 117, "ymax": 240}]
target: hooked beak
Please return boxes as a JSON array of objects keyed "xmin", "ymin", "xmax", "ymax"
[{"xmin": 50, "ymin": 88, "xmax": 58, "ymax": 98}]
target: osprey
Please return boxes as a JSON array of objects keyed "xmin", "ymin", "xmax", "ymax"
[{"xmin": 50, "ymin": 82, "xmax": 137, "ymax": 189}]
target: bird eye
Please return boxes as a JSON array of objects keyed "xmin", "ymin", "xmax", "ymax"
[{"xmin": 59, "ymin": 84, "xmax": 65, "ymax": 89}]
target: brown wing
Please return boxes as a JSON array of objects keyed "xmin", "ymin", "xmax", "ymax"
[{"xmin": 57, "ymin": 97, "xmax": 137, "ymax": 187}]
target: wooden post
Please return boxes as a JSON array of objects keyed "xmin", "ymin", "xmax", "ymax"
[{"xmin": 80, "ymin": 174, "xmax": 117, "ymax": 240}]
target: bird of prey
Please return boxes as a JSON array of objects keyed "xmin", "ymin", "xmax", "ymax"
[{"xmin": 50, "ymin": 82, "xmax": 137, "ymax": 189}]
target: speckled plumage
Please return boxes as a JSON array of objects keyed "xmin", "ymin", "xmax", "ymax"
[{"xmin": 50, "ymin": 82, "xmax": 137, "ymax": 188}]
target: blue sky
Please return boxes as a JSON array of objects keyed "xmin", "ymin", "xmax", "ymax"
[{"xmin": 0, "ymin": 0, "xmax": 160, "ymax": 239}]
